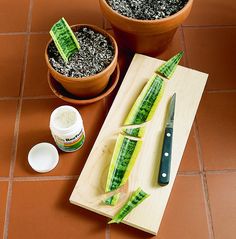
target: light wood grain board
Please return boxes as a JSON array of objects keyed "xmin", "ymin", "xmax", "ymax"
[{"xmin": 70, "ymin": 53, "xmax": 208, "ymax": 235}]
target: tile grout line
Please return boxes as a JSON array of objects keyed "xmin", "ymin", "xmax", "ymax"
[
  {"xmin": 201, "ymin": 173, "xmax": 215, "ymax": 239},
  {"xmin": 0, "ymin": 177, "xmax": 10, "ymax": 181},
  {"xmin": 207, "ymin": 89, "xmax": 236, "ymax": 94},
  {"xmin": 105, "ymin": 222, "xmax": 110, "ymax": 239},
  {"xmin": 2, "ymin": 167, "xmax": 234, "ymax": 183},
  {"xmin": 1, "ymin": 24, "xmax": 236, "ymax": 36},
  {"xmin": 5, "ymin": 168, "xmax": 236, "ymax": 182},
  {"xmin": 0, "ymin": 90, "xmax": 235, "ymax": 102},
  {"xmin": 206, "ymin": 169, "xmax": 236, "ymax": 174},
  {"xmin": 179, "ymin": 25, "xmax": 189, "ymax": 67},
  {"xmin": 182, "ymin": 24, "xmax": 236, "ymax": 29},
  {"xmin": 3, "ymin": 78, "xmax": 22, "ymax": 239},
  {"xmin": 194, "ymin": 121, "xmax": 215, "ymax": 239},
  {"xmin": 0, "ymin": 97, "xmax": 20, "ymax": 101},
  {"xmin": 178, "ymin": 171, "xmax": 200, "ymax": 176},
  {"xmin": 0, "ymin": 32, "xmax": 48, "ymax": 36},
  {"xmin": 22, "ymin": 95, "xmax": 56, "ymax": 99},
  {"xmin": 0, "ymin": 95, "xmax": 56, "ymax": 101},
  {"xmin": 193, "ymin": 121, "xmax": 203, "ymax": 172},
  {"xmin": 3, "ymin": 1, "xmax": 34, "ymax": 238},
  {"xmin": 0, "ymin": 89, "xmax": 236, "ymax": 102},
  {"xmin": 13, "ymin": 175, "xmax": 79, "ymax": 182}
]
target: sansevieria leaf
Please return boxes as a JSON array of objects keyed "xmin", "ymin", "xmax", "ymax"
[
  {"xmin": 156, "ymin": 51, "xmax": 184, "ymax": 79},
  {"xmin": 104, "ymin": 193, "xmax": 120, "ymax": 206},
  {"xmin": 108, "ymin": 187, "xmax": 149, "ymax": 224},
  {"xmin": 49, "ymin": 17, "xmax": 80, "ymax": 62},
  {"xmin": 105, "ymin": 75, "xmax": 164, "ymax": 192},
  {"xmin": 105, "ymin": 134, "xmax": 143, "ymax": 192},
  {"xmin": 123, "ymin": 74, "xmax": 165, "ymax": 138},
  {"xmin": 105, "ymin": 52, "xmax": 182, "ymax": 194}
]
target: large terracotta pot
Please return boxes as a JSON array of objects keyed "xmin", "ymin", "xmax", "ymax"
[
  {"xmin": 45, "ymin": 24, "xmax": 118, "ymax": 98},
  {"xmin": 99, "ymin": 0, "xmax": 193, "ymax": 55}
]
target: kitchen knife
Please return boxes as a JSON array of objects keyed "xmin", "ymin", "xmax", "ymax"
[{"xmin": 158, "ymin": 93, "xmax": 176, "ymax": 186}]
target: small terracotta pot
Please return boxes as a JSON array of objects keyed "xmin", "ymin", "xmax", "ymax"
[
  {"xmin": 45, "ymin": 24, "xmax": 118, "ymax": 98},
  {"xmin": 99, "ymin": 0, "xmax": 193, "ymax": 55}
]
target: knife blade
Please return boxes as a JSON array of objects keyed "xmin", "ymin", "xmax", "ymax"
[{"xmin": 158, "ymin": 93, "xmax": 176, "ymax": 186}]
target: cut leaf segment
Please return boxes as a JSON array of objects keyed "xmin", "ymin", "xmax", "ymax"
[
  {"xmin": 156, "ymin": 51, "xmax": 184, "ymax": 79},
  {"xmin": 109, "ymin": 187, "xmax": 149, "ymax": 224},
  {"xmin": 105, "ymin": 134, "xmax": 143, "ymax": 192},
  {"xmin": 123, "ymin": 74, "xmax": 165, "ymax": 137},
  {"xmin": 104, "ymin": 193, "xmax": 120, "ymax": 206},
  {"xmin": 49, "ymin": 17, "xmax": 80, "ymax": 62}
]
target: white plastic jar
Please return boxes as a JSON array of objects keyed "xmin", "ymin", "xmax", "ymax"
[{"xmin": 50, "ymin": 105, "xmax": 85, "ymax": 152}]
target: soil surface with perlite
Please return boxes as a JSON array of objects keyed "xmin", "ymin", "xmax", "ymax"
[
  {"xmin": 106, "ymin": 0, "xmax": 188, "ymax": 20},
  {"xmin": 48, "ymin": 27, "xmax": 114, "ymax": 78}
]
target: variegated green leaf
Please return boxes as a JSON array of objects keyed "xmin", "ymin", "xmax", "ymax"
[
  {"xmin": 156, "ymin": 51, "xmax": 184, "ymax": 79},
  {"xmin": 108, "ymin": 187, "xmax": 149, "ymax": 224},
  {"xmin": 105, "ymin": 134, "xmax": 143, "ymax": 192},
  {"xmin": 49, "ymin": 17, "xmax": 80, "ymax": 62},
  {"xmin": 123, "ymin": 74, "xmax": 165, "ymax": 137},
  {"xmin": 105, "ymin": 75, "xmax": 165, "ymax": 192},
  {"xmin": 104, "ymin": 193, "xmax": 121, "ymax": 206}
]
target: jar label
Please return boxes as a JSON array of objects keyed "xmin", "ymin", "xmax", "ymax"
[{"xmin": 53, "ymin": 130, "xmax": 85, "ymax": 152}]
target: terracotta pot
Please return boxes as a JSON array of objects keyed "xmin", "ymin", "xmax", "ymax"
[
  {"xmin": 99, "ymin": 0, "xmax": 193, "ymax": 55},
  {"xmin": 45, "ymin": 24, "xmax": 118, "ymax": 98}
]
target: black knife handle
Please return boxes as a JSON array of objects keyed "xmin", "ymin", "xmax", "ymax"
[{"xmin": 158, "ymin": 127, "xmax": 173, "ymax": 186}]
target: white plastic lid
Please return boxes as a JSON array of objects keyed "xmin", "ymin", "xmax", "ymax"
[{"xmin": 28, "ymin": 142, "xmax": 59, "ymax": 173}]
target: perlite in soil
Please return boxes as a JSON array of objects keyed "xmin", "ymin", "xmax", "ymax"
[
  {"xmin": 48, "ymin": 26, "xmax": 115, "ymax": 78},
  {"xmin": 106, "ymin": 0, "xmax": 188, "ymax": 20}
]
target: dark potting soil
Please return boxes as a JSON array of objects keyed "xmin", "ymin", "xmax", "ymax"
[
  {"xmin": 48, "ymin": 27, "xmax": 114, "ymax": 78},
  {"xmin": 106, "ymin": 0, "xmax": 188, "ymax": 20}
]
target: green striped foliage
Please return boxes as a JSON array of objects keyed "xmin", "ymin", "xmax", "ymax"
[
  {"xmin": 156, "ymin": 51, "xmax": 184, "ymax": 79},
  {"xmin": 109, "ymin": 187, "xmax": 149, "ymax": 224},
  {"xmin": 124, "ymin": 74, "xmax": 165, "ymax": 137},
  {"xmin": 105, "ymin": 134, "xmax": 142, "ymax": 192},
  {"xmin": 105, "ymin": 75, "xmax": 165, "ymax": 192},
  {"xmin": 104, "ymin": 193, "xmax": 120, "ymax": 206},
  {"xmin": 49, "ymin": 18, "xmax": 80, "ymax": 62}
]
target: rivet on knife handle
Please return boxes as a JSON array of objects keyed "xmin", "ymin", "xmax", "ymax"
[{"xmin": 158, "ymin": 127, "xmax": 173, "ymax": 186}]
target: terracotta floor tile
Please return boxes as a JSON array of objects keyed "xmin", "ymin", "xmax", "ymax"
[
  {"xmin": 110, "ymin": 175, "xmax": 209, "ymax": 239},
  {"xmin": 31, "ymin": 0, "xmax": 103, "ymax": 32},
  {"xmin": 183, "ymin": 27, "xmax": 236, "ymax": 90},
  {"xmin": 0, "ymin": 35, "xmax": 26, "ymax": 97},
  {"xmin": 206, "ymin": 173, "xmax": 236, "ymax": 239},
  {"xmin": 23, "ymin": 34, "xmax": 52, "ymax": 96},
  {"xmin": 106, "ymin": 29, "xmax": 134, "ymax": 79},
  {"xmin": 14, "ymin": 98, "xmax": 107, "ymax": 176},
  {"xmin": 156, "ymin": 27, "xmax": 186, "ymax": 66},
  {"xmin": 179, "ymin": 127, "xmax": 200, "ymax": 172},
  {"xmin": 0, "ymin": 181, "xmax": 8, "ymax": 239},
  {"xmin": 107, "ymin": 27, "xmax": 184, "ymax": 79},
  {"xmin": 8, "ymin": 180, "xmax": 106, "ymax": 239},
  {"xmin": 108, "ymin": 27, "xmax": 185, "ymax": 65},
  {"xmin": 0, "ymin": 100, "xmax": 18, "ymax": 176},
  {"xmin": 184, "ymin": 0, "xmax": 236, "ymax": 26},
  {"xmin": 104, "ymin": 30, "xmax": 134, "ymax": 109},
  {"xmin": 0, "ymin": 0, "xmax": 30, "ymax": 32},
  {"xmin": 196, "ymin": 92, "xmax": 236, "ymax": 170}
]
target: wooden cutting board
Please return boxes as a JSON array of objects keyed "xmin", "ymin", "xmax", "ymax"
[{"xmin": 70, "ymin": 53, "xmax": 208, "ymax": 235}]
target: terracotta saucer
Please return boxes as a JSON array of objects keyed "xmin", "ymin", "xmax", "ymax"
[{"xmin": 48, "ymin": 64, "xmax": 120, "ymax": 105}]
